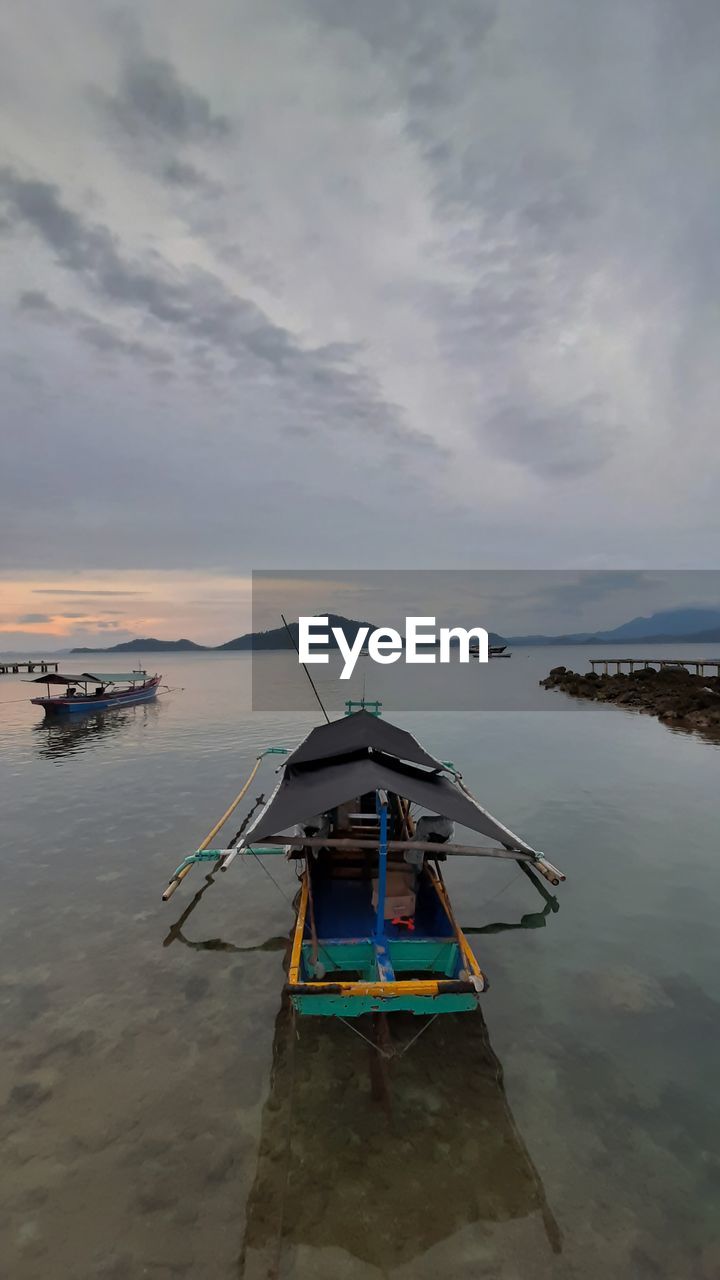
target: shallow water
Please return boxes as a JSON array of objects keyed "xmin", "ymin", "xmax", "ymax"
[{"xmin": 1, "ymin": 649, "xmax": 719, "ymax": 1278}]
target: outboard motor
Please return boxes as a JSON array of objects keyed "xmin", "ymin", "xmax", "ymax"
[
  {"xmin": 405, "ymin": 814, "xmax": 455, "ymax": 867},
  {"xmin": 300, "ymin": 813, "xmax": 330, "ymax": 838},
  {"xmin": 413, "ymin": 814, "xmax": 455, "ymax": 844}
]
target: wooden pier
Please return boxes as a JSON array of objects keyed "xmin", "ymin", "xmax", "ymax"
[
  {"xmin": 0, "ymin": 659, "xmax": 59, "ymax": 675},
  {"xmin": 590, "ymin": 657, "xmax": 720, "ymax": 676}
]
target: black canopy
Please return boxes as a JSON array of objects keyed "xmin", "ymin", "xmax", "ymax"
[
  {"xmin": 28, "ymin": 671, "xmax": 142, "ymax": 685},
  {"xmin": 242, "ymin": 715, "xmax": 535, "ymax": 854},
  {"xmin": 284, "ymin": 709, "xmax": 446, "ymax": 773}
]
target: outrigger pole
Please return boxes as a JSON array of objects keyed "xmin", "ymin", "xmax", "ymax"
[
  {"xmin": 161, "ymin": 749, "xmax": 287, "ymax": 900},
  {"xmin": 163, "ymin": 609, "xmax": 327, "ymax": 900}
]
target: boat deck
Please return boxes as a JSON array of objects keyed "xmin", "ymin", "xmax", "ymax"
[
  {"xmin": 311, "ymin": 868, "xmax": 454, "ymax": 943},
  {"xmin": 294, "ymin": 865, "xmax": 478, "ymax": 1013}
]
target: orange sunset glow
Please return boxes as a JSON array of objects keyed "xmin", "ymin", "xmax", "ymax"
[{"xmin": 0, "ymin": 573, "xmax": 253, "ymax": 651}]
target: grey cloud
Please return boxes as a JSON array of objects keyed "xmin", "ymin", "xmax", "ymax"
[
  {"xmin": 310, "ymin": 0, "xmax": 719, "ymax": 484},
  {"xmin": 18, "ymin": 613, "xmax": 50, "ymax": 623},
  {"xmin": 16, "ymin": 286, "xmax": 174, "ymax": 371},
  {"xmin": 78, "ymin": 319, "xmax": 174, "ymax": 368},
  {"xmin": 309, "ymin": 0, "xmax": 495, "ymax": 69},
  {"xmin": 17, "ymin": 290, "xmax": 58, "ymax": 314},
  {"xmin": 527, "ymin": 572, "xmax": 660, "ymax": 617},
  {"xmin": 486, "ymin": 399, "xmax": 624, "ymax": 479},
  {"xmin": 92, "ymin": 53, "xmax": 230, "ymax": 142},
  {"xmin": 2, "ymin": 1, "xmax": 719, "ymax": 580},
  {"xmin": 31, "ymin": 589, "xmax": 148, "ymax": 596},
  {"xmin": 2, "ymin": 170, "xmax": 186, "ymax": 317},
  {"xmin": 1, "ymin": 168, "xmax": 439, "ymax": 455},
  {"xmin": 161, "ymin": 159, "xmax": 217, "ymax": 192}
]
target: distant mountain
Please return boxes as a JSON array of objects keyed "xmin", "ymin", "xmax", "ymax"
[
  {"xmin": 599, "ymin": 608, "xmax": 720, "ymax": 640},
  {"xmin": 217, "ymin": 615, "xmax": 375, "ymax": 650},
  {"xmin": 505, "ymin": 633, "xmax": 597, "ymax": 645},
  {"xmin": 71, "ymin": 637, "xmax": 208, "ymax": 653},
  {"xmin": 508, "ymin": 607, "xmax": 720, "ymax": 645}
]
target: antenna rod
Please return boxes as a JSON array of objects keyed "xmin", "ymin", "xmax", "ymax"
[{"xmin": 281, "ymin": 613, "xmax": 330, "ymax": 723}]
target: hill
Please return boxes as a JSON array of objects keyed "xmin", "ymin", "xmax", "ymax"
[
  {"xmin": 216, "ymin": 615, "xmax": 375, "ymax": 650},
  {"xmin": 71, "ymin": 637, "xmax": 208, "ymax": 654}
]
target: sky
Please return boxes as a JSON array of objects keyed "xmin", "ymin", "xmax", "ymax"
[{"xmin": 1, "ymin": 0, "xmax": 719, "ymax": 649}]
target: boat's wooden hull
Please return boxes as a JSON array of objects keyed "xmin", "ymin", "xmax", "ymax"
[{"xmin": 287, "ymin": 865, "xmax": 486, "ymax": 1017}]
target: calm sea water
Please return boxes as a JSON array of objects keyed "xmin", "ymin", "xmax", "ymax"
[{"xmin": 1, "ymin": 648, "xmax": 719, "ymax": 1279}]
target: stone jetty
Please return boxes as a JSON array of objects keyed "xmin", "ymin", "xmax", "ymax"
[{"xmin": 541, "ymin": 664, "xmax": 720, "ymax": 741}]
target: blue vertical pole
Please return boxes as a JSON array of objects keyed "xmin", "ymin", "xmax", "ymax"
[{"xmin": 374, "ymin": 790, "xmax": 388, "ymax": 944}]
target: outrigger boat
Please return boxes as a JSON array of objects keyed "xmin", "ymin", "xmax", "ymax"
[
  {"xmin": 30, "ymin": 669, "xmax": 161, "ymax": 715},
  {"xmin": 162, "ymin": 701, "xmax": 564, "ymax": 1017}
]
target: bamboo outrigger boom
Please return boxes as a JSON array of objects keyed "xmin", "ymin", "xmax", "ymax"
[{"xmin": 162, "ymin": 752, "xmax": 276, "ymax": 900}]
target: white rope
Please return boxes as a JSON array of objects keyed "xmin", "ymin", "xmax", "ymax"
[
  {"xmin": 396, "ymin": 1012, "xmax": 440, "ymax": 1058},
  {"xmin": 247, "ymin": 850, "xmax": 296, "ymax": 909},
  {"xmin": 338, "ymin": 1016, "xmax": 394, "ymax": 1059},
  {"xmin": 337, "ymin": 1011, "xmax": 441, "ymax": 1061},
  {"xmin": 470, "ymin": 868, "xmax": 523, "ymax": 915}
]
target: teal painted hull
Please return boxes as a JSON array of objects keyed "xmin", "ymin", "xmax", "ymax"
[
  {"xmin": 291, "ymin": 991, "xmax": 479, "ymax": 1016},
  {"xmin": 301, "ymin": 936, "xmax": 461, "ymax": 976}
]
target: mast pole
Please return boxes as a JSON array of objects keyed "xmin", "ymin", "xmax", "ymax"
[
  {"xmin": 374, "ymin": 789, "xmax": 389, "ymax": 945},
  {"xmin": 281, "ymin": 613, "xmax": 330, "ymax": 722}
]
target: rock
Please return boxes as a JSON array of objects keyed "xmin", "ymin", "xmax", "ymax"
[
  {"xmin": 549, "ymin": 665, "xmax": 567, "ymax": 675},
  {"xmin": 8, "ymin": 1080, "xmax": 53, "ymax": 1110},
  {"xmin": 135, "ymin": 1185, "xmax": 177, "ymax": 1214},
  {"xmin": 183, "ymin": 974, "xmax": 210, "ymax": 1002},
  {"xmin": 581, "ymin": 968, "xmax": 673, "ymax": 1014}
]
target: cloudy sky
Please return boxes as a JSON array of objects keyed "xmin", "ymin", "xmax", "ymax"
[{"xmin": 1, "ymin": 0, "xmax": 719, "ymax": 648}]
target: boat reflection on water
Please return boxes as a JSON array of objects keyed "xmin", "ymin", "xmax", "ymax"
[
  {"xmin": 32, "ymin": 700, "xmax": 162, "ymax": 760},
  {"xmin": 165, "ymin": 889, "xmax": 561, "ymax": 1275},
  {"xmin": 238, "ymin": 995, "xmax": 561, "ymax": 1276}
]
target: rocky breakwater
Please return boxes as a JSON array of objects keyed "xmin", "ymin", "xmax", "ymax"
[{"xmin": 540, "ymin": 664, "xmax": 720, "ymax": 741}]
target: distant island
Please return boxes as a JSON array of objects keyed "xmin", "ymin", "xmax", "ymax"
[
  {"xmin": 71, "ymin": 638, "xmax": 207, "ymax": 654},
  {"xmin": 69, "ymin": 606, "xmax": 720, "ymax": 654},
  {"xmin": 71, "ymin": 615, "xmax": 508, "ymax": 654},
  {"xmin": 71, "ymin": 615, "xmax": 375, "ymax": 654}
]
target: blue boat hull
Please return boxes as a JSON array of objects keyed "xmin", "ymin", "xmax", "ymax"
[{"xmin": 32, "ymin": 681, "xmax": 160, "ymax": 715}]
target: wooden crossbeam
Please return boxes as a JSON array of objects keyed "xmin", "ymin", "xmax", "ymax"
[{"xmin": 250, "ymin": 835, "xmax": 530, "ymax": 861}]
